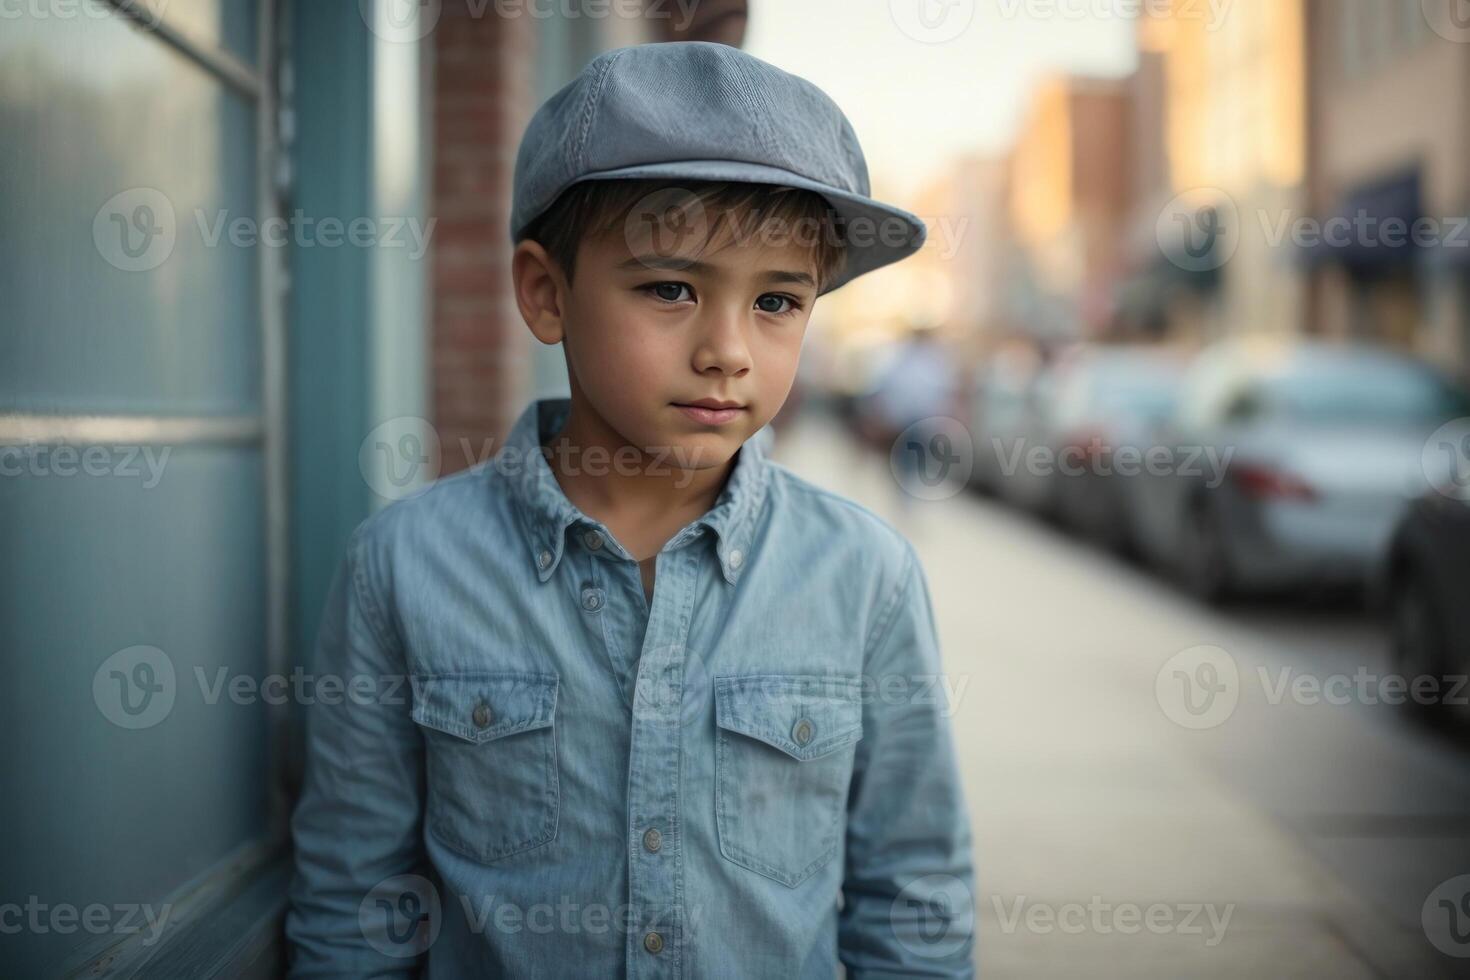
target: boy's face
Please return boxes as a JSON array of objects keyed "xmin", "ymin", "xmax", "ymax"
[{"xmin": 550, "ymin": 214, "xmax": 819, "ymax": 471}]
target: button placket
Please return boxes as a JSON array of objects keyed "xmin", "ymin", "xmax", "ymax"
[{"xmin": 624, "ymin": 549, "xmax": 696, "ymax": 976}]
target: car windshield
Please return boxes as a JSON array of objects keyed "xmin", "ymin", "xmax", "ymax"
[{"xmin": 1262, "ymin": 358, "xmax": 1470, "ymax": 425}]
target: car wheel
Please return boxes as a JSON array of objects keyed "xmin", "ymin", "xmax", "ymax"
[
  {"xmin": 1388, "ymin": 563, "xmax": 1453, "ymax": 724},
  {"xmin": 1177, "ymin": 495, "xmax": 1232, "ymax": 604}
]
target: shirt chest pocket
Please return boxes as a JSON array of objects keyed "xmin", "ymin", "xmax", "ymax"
[
  {"xmin": 714, "ymin": 674, "xmax": 865, "ymax": 887},
  {"xmin": 410, "ymin": 672, "xmax": 560, "ymax": 864}
]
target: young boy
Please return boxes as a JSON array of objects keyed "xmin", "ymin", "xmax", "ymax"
[{"xmin": 286, "ymin": 41, "xmax": 975, "ymax": 978}]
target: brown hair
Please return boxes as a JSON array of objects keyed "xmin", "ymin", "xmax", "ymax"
[{"xmin": 519, "ymin": 178, "xmax": 848, "ymax": 294}]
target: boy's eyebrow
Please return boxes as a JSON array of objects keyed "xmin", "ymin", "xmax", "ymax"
[{"xmin": 619, "ymin": 254, "xmax": 816, "ymax": 289}]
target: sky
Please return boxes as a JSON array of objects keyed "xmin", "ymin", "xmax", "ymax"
[{"xmin": 745, "ymin": 0, "xmax": 1137, "ymax": 202}]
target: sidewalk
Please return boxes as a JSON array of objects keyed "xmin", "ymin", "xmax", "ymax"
[{"xmin": 772, "ymin": 411, "xmax": 1457, "ymax": 979}]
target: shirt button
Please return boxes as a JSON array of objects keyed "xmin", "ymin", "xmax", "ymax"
[
  {"xmin": 643, "ymin": 931, "xmax": 664, "ymax": 954},
  {"xmin": 728, "ymin": 548, "xmax": 744, "ymax": 569},
  {"xmin": 792, "ymin": 717, "xmax": 814, "ymax": 746},
  {"xmin": 642, "ymin": 827, "xmax": 662, "ymax": 852},
  {"xmin": 472, "ymin": 702, "xmax": 493, "ymax": 729},
  {"xmin": 582, "ymin": 529, "xmax": 604, "ymax": 551},
  {"xmin": 537, "ymin": 549, "xmax": 553, "ymax": 570},
  {"xmin": 581, "ymin": 587, "xmax": 604, "ymax": 612}
]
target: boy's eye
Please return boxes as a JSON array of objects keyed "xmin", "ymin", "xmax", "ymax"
[
  {"xmin": 756, "ymin": 293, "xmax": 801, "ymax": 316},
  {"xmin": 644, "ymin": 282, "xmax": 692, "ymax": 303}
]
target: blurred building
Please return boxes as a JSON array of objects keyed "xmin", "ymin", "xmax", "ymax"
[
  {"xmin": 1304, "ymin": 0, "xmax": 1470, "ymax": 377},
  {"xmin": 1006, "ymin": 74, "xmax": 1131, "ymax": 342},
  {"xmin": 1130, "ymin": 0, "xmax": 1310, "ymax": 344},
  {"xmin": 945, "ymin": 154, "xmax": 1018, "ymax": 354}
]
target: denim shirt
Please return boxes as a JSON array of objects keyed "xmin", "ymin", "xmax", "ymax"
[{"xmin": 286, "ymin": 397, "xmax": 976, "ymax": 979}]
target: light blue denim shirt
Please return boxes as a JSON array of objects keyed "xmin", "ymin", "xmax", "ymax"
[{"xmin": 286, "ymin": 397, "xmax": 976, "ymax": 978}]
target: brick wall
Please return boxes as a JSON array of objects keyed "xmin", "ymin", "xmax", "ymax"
[{"xmin": 431, "ymin": 1, "xmax": 535, "ymax": 474}]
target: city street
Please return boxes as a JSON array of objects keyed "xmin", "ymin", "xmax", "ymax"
[{"xmin": 774, "ymin": 411, "xmax": 1470, "ymax": 979}]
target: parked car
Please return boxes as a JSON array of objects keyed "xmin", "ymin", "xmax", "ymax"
[
  {"xmin": 1380, "ymin": 490, "xmax": 1470, "ymax": 728},
  {"xmin": 1130, "ymin": 338, "xmax": 1470, "ymax": 602},
  {"xmin": 967, "ymin": 347, "xmax": 1044, "ymax": 495},
  {"xmin": 1047, "ymin": 347, "xmax": 1190, "ymax": 551}
]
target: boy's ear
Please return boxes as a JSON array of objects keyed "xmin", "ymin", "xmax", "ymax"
[{"xmin": 511, "ymin": 239, "xmax": 568, "ymax": 346}]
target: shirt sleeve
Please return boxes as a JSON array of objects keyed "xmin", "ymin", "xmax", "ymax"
[
  {"xmin": 285, "ymin": 526, "xmax": 429, "ymax": 977},
  {"xmin": 838, "ymin": 543, "xmax": 977, "ymax": 979}
]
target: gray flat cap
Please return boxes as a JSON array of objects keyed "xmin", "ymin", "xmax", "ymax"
[{"xmin": 509, "ymin": 41, "xmax": 927, "ymax": 294}]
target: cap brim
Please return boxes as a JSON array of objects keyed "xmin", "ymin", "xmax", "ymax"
[{"xmin": 561, "ymin": 159, "xmax": 927, "ymax": 294}]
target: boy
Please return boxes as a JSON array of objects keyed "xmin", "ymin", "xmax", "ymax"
[{"xmin": 287, "ymin": 41, "xmax": 975, "ymax": 978}]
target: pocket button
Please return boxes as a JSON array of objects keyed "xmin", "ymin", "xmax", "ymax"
[
  {"xmin": 472, "ymin": 702, "xmax": 493, "ymax": 729},
  {"xmin": 792, "ymin": 717, "xmax": 815, "ymax": 746}
]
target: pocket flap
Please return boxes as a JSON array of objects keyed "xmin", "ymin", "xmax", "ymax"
[
  {"xmin": 411, "ymin": 672, "xmax": 558, "ymax": 744},
  {"xmin": 714, "ymin": 674, "xmax": 863, "ymax": 761}
]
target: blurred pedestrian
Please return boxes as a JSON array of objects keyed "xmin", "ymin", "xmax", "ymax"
[{"xmin": 865, "ymin": 323, "xmax": 963, "ymax": 516}]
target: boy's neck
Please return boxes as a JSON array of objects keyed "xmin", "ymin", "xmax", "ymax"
[{"xmin": 545, "ymin": 397, "xmax": 735, "ymax": 561}]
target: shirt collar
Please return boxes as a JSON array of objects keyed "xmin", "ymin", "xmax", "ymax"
[{"xmin": 499, "ymin": 397, "xmax": 772, "ymax": 585}]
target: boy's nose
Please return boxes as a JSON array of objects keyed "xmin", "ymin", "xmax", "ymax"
[{"xmin": 690, "ymin": 310, "xmax": 753, "ymax": 377}]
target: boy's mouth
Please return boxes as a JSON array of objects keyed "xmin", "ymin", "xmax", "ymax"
[{"xmin": 671, "ymin": 399, "xmax": 746, "ymax": 426}]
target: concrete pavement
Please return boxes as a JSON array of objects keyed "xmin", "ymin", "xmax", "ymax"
[{"xmin": 772, "ymin": 411, "xmax": 1470, "ymax": 979}]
